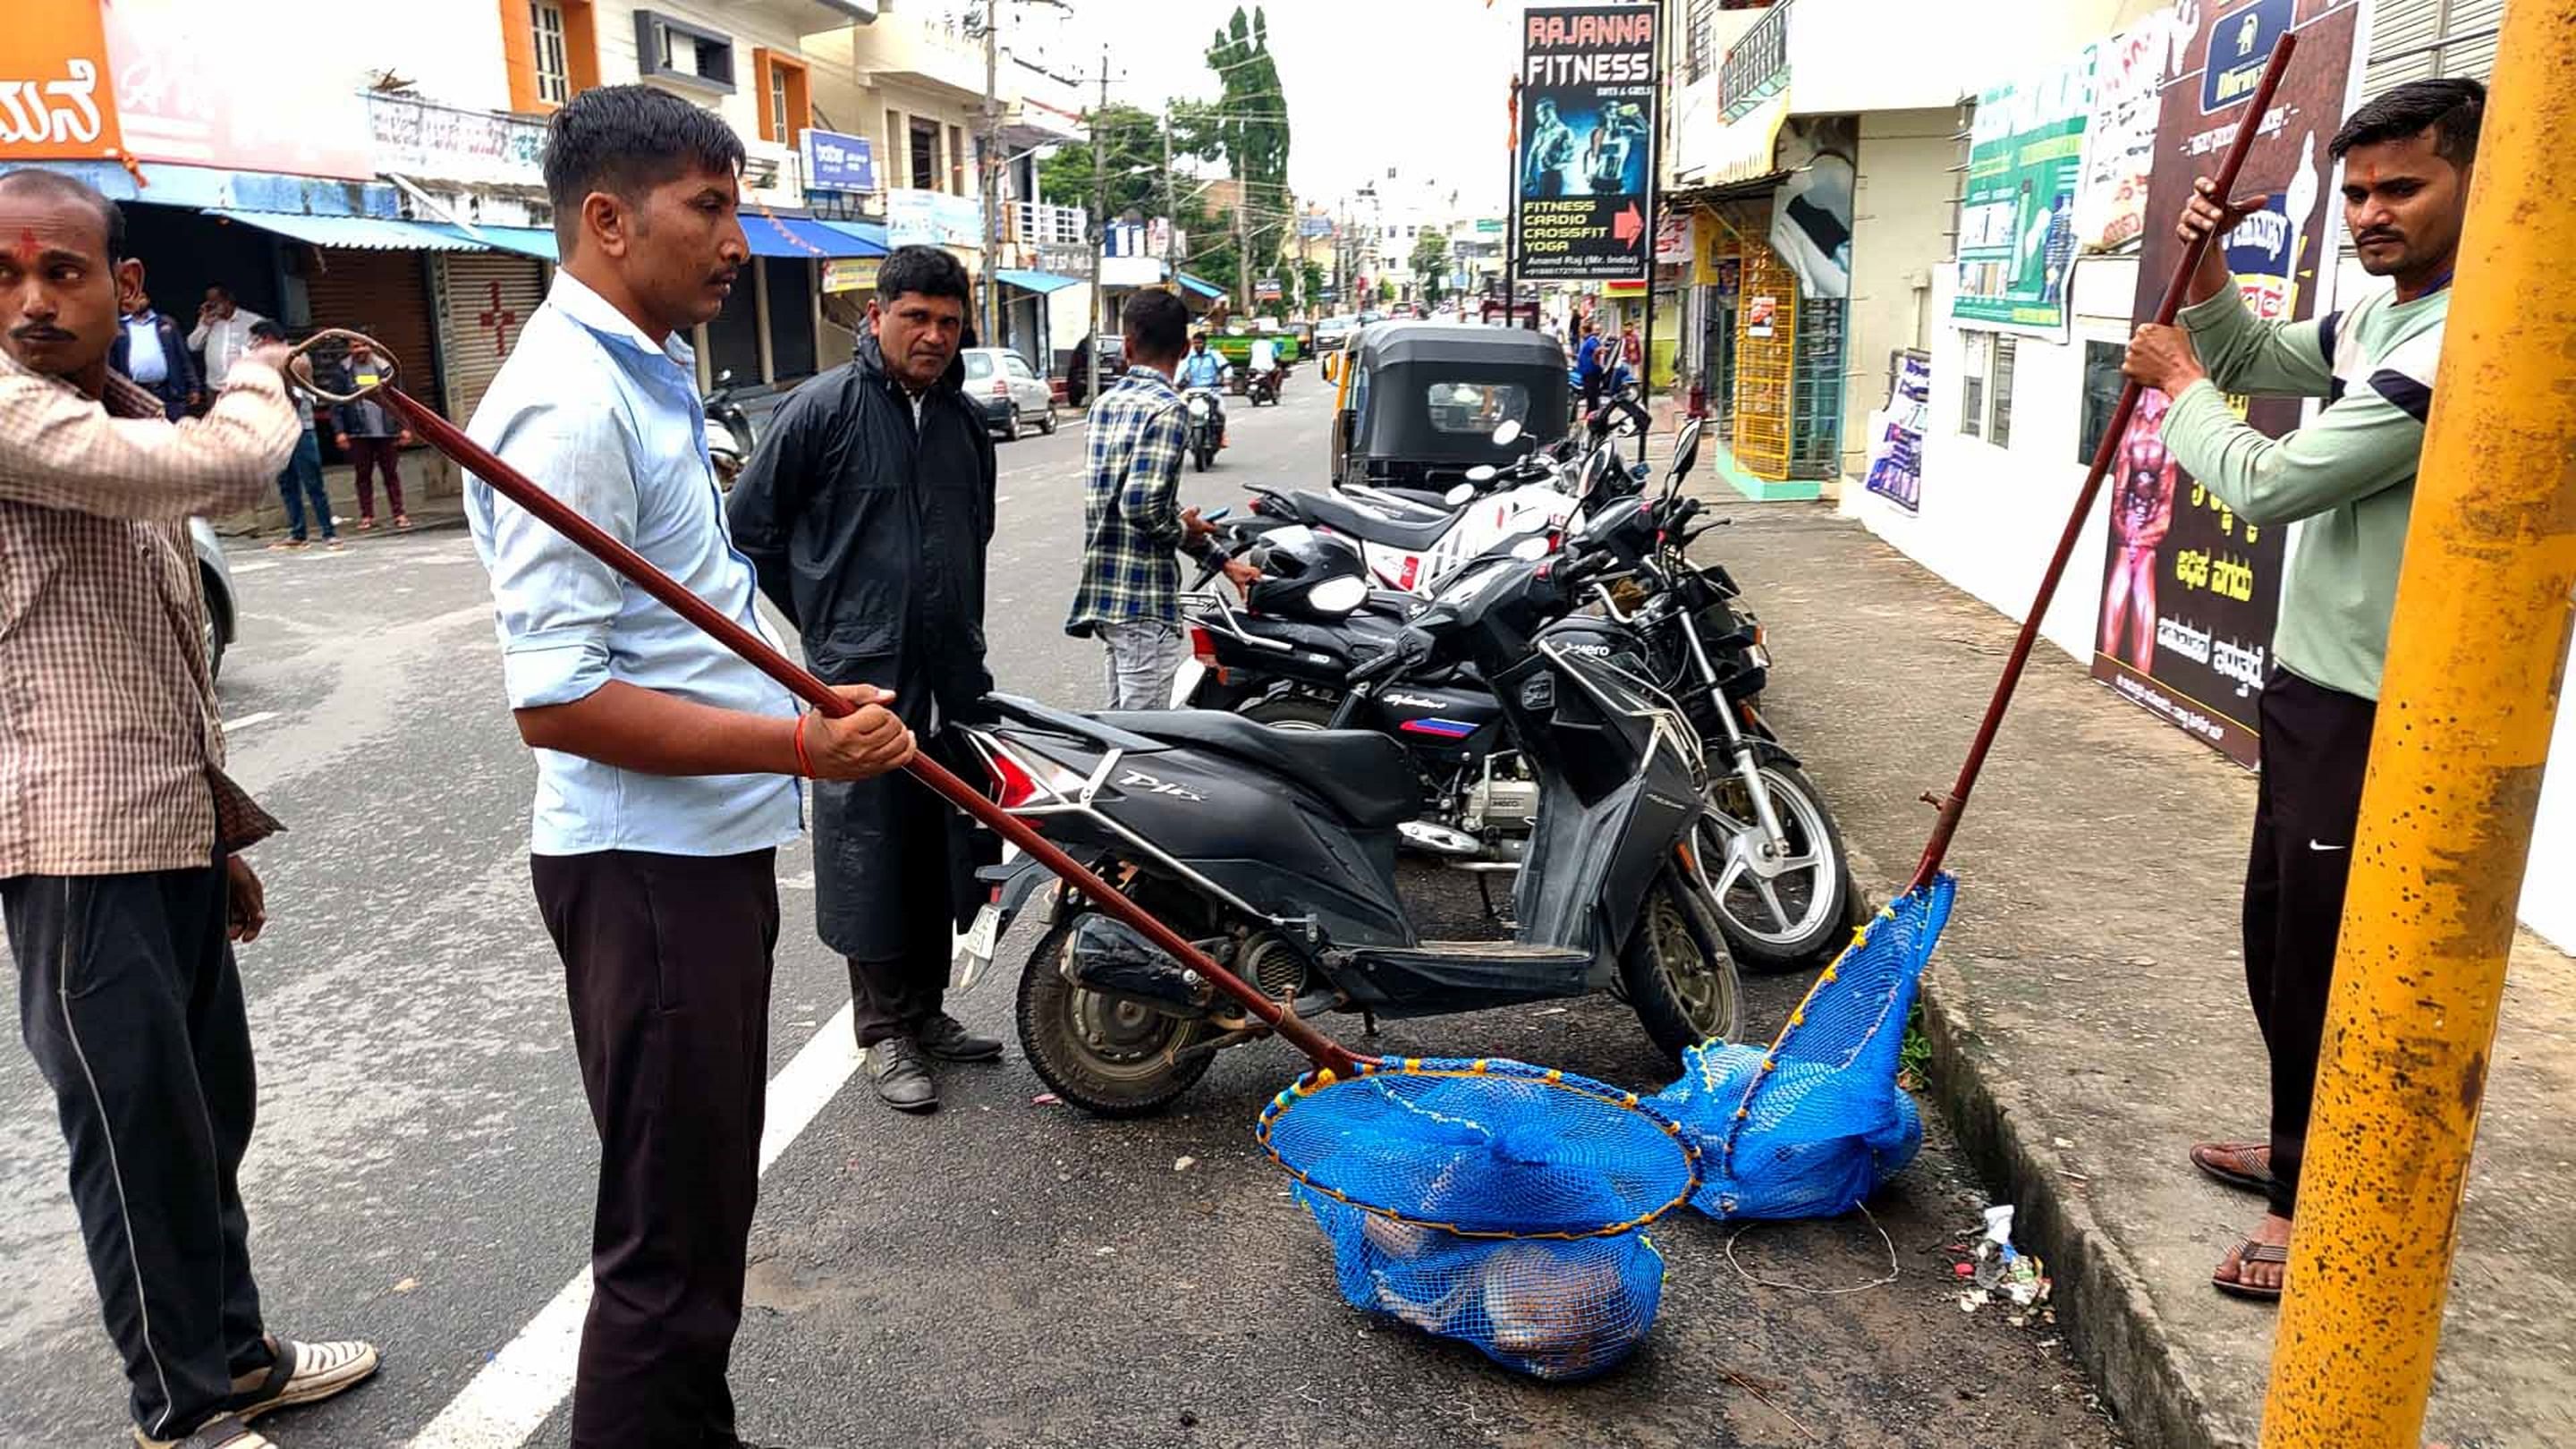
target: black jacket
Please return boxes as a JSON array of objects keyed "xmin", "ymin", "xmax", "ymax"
[{"xmin": 728, "ymin": 330, "xmax": 998, "ymax": 959}]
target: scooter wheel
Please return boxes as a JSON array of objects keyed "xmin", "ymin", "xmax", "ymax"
[
  {"xmin": 1619, "ymin": 867, "xmax": 1743, "ymax": 1063},
  {"xmin": 1017, "ymin": 915, "xmax": 1216, "ymax": 1117}
]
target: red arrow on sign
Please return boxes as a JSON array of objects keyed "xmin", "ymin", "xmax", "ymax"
[{"xmin": 1613, "ymin": 203, "xmax": 1644, "ymax": 244}]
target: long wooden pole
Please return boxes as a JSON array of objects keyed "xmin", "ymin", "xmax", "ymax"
[
  {"xmin": 289, "ymin": 343, "xmax": 1363, "ymax": 1076},
  {"xmin": 1906, "ymin": 36, "xmax": 2296, "ymax": 893}
]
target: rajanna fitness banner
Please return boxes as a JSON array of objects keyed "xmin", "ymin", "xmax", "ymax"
[{"xmin": 1513, "ymin": 4, "xmax": 1658, "ymax": 283}]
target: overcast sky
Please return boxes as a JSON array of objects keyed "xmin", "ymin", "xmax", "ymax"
[{"xmin": 1006, "ymin": 0, "xmax": 1524, "ymax": 219}]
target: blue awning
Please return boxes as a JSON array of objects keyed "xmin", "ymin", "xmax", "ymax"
[
  {"xmin": 994, "ymin": 267, "xmax": 1082, "ymax": 294},
  {"xmin": 1175, "ymin": 271, "xmax": 1224, "ymax": 301},
  {"xmin": 813, "ymin": 219, "xmax": 890, "ymax": 253},
  {"xmin": 413, "ymin": 223, "xmax": 562, "ymax": 261},
  {"xmin": 743, "ymin": 215, "xmax": 886, "ymax": 258},
  {"xmin": 206, "ymin": 210, "xmax": 486, "ymax": 251}
]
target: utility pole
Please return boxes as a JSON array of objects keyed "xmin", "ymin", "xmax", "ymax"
[
  {"xmin": 979, "ymin": 0, "xmax": 1001, "ymax": 348},
  {"xmin": 2259, "ymin": 7, "xmax": 2576, "ymax": 1444},
  {"xmin": 1161, "ymin": 107, "xmax": 1177, "ymax": 289},
  {"xmin": 1234, "ymin": 182, "xmax": 1252, "ymax": 317},
  {"xmin": 1087, "ymin": 46, "xmax": 1107, "ymax": 412}
]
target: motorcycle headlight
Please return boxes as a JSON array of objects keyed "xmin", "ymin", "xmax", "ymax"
[{"xmin": 1189, "ymin": 398, "xmax": 1211, "ymax": 418}]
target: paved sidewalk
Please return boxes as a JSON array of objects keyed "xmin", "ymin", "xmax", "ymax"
[{"xmin": 1671, "ymin": 482, "xmax": 2574, "ymax": 1448}]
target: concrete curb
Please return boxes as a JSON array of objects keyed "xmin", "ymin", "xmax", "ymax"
[{"xmin": 1918, "ymin": 963, "xmax": 2250, "ymax": 1449}]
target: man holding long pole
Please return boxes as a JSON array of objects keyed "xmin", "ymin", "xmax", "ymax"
[
  {"xmin": 462, "ymin": 87, "xmax": 913, "ymax": 1448},
  {"xmin": 2118, "ymin": 77, "xmax": 2482, "ymax": 1303}
]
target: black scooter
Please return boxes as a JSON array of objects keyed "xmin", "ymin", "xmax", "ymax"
[{"xmin": 952, "ymin": 527, "xmax": 1743, "ymax": 1116}]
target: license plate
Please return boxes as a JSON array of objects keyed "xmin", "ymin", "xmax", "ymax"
[{"xmin": 953, "ymin": 903, "xmax": 1002, "ymax": 992}]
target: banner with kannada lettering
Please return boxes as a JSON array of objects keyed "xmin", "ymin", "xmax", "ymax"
[
  {"xmin": 1952, "ymin": 49, "xmax": 2094, "ymax": 338},
  {"xmin": 2088, "ymin": 0, "xmax": 2365, "ymax": 767}
]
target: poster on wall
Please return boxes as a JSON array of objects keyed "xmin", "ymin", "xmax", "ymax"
[
  {"xmin": 1953, "ymin": 49, "xmax": 2095, "ymax": 337},
  {"xmin": 1864, "ymin": 352, "xmax": 1932, "ymax": 512},
  {"xmin": 2074, "ymin": 8, "xmax": 2186, "ymax": 253},
  {"xmin": 1513, "ymin": 4, "xmax": 1658, "ymax": 282},
  {"xmin": 1768, "ymin": 116, "xmax": 1858, "ymax": 299},
  {"xmin": 2089, "ymin": 0, "xmax": 2366, "ymax": 767}
]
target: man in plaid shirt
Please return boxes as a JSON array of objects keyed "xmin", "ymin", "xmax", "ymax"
[{"xmin": 1064, "ymin": 290, "xmax": 1256, "ymax": 708}]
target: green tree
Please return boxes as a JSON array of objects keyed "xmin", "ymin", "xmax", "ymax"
[
  {"xmin": 1409, "ymin": 231, "xmax": 1451, "ymax": 304},
  {"xmin": 1377, "ymin": 278, "xmax": 1395, "ymax": 304},
  {"xmin": 1299, "ymin": 258, "xmax": 1326, "ymax": 309},
  {"xmin": 1204, "ymin": 6, "xmax": 1291, "ymax": 303},
  {"xmin": 1038, "ymin": 103, "xmax": 1175, "ymax": 224}
]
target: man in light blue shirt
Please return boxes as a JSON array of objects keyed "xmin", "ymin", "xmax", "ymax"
[
  {"xmin": 1178, "ymin": 330, "xmax": 1225, "ymax": 448},
  {"xmin": 463, "ymin": 85, "xmax": 912, "ymax": 1449}
]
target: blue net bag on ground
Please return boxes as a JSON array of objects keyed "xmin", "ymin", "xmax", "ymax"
[
  {"xmin": 1648, "ymin": 874, "xmax": 1956, "ymax": 1221},
  {"xmin": 1258, "ymin": 1057, "xmax": 1700, "ymax": 1380}
]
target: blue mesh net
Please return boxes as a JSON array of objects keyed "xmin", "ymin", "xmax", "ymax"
[
  {"xmin": 1648, "ymin": 874, "xmax": 1956, "ymax": 1221},
  {"xmin": 1258, "ymin": 1058, "xmax": 1699, "ymax": 1380}
]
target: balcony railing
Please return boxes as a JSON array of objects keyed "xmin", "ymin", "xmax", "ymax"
[
  {"xmin": 1718, "ymin": 0, "xmax": 1791, "ymax": 121},
  {"xmin": 1014, "ymin": 201, "xmax": 1087, "ymax": 248}
]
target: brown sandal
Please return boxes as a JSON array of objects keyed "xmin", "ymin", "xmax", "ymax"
[
  {"xmin": 2190, "ymin": 1140, "xmax": 2274, "ymax": 1194},
  {"xmin": 2212, "ymin": 1238, "xmax": 2289, "ymax": 1301}
]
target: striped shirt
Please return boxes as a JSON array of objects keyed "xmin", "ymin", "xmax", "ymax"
[
  {"xmin": 1065, "ymin": 364, "xmax": 1201, "ymax": 637},
  {"xmin": 0, "ymin": 351, "xmax": 293, "ymax": 876},
  {"xmin": 2163, "ymin": 280, "xmax": 2449, "ymax": 701}
]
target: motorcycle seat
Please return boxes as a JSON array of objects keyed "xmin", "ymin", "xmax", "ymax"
[
  {"xmin": 1098, "ymin": 709, "xmax": 1418, "ymax": 830},
  {"xmin": 1292, "ymin": 489, "xmax": 1459, "ymax": 552}
]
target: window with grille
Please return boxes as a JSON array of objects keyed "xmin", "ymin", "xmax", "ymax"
[
  {"xmin": 531, "ymin": 2, "xmax": 571, "ymax": 106},
  {"xmin": 1989, "ymin": 335, "xmax": 2016, "ymax": 447},
  {"xmin": 2362, "ymin": 0, "xmax": 2502, "ymax": 97},
  {"xmin": 769, "ymin": 66, "xmax": 790, "ymax": 141},
  {"xmin": 1685, "ymin": 0, "xmax": 1719, "ymax": 81}
]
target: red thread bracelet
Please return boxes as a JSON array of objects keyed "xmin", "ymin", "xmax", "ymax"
[{"xmin": 793, "ymin": 712, "xmax": 816, "ymax": 778}]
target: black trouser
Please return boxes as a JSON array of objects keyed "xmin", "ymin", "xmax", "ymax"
[
  {"xmin": 530, "ymin": 848, "xmax": 779, "ymax": 1449},
  {"xmin": 846, "ymin": 778, "xmax": 958, "ymax": 1049},
  {"xmin": 1581, "ymin": 370, "xmax": 1605, "ymax": 420},
  {"xmin": 5, "ymin": 862, "xmax": 268, "ymax": 1439},
  {"xmin": 2243, "ymin": 669, "xmax": 2378, "ymax": 1218}
]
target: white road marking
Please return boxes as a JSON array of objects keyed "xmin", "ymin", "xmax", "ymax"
[
  {"xmin": 408, "ymin": 1001, "xmax": 865, "ymax": 1449},
  {"xmin": 228, "ymin": 561, "xmax": 281, "ymax": 576},
  {"xmin": 222, "ymin": 711, "xmax": 279, "ymax": 732}
]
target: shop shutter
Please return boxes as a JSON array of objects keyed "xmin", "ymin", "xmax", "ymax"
[
  {"xmin": 2363, "ymin": 0, "xmax": 2500, "ymax": 97},
  {"xmin": 301, "ymin": 248, "xmax": 439, "ymax": 402},
  {"xmin": 435, "ymin": 252, "xmax": 549, "ymax": 428}
]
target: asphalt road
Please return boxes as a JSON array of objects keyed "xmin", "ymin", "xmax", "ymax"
[{"xmin": 2, "ymin": 373, "xmax": 2123, "ymax": 1448}]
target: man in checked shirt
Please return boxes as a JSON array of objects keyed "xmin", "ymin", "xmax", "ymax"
[
  {"xmin": 1064, "ymin": 289, "xmax": 1258, "ymax": 708},
  {"xmin": 0, "ymin": 170, "xmax": 379, "ymax": 1448}
]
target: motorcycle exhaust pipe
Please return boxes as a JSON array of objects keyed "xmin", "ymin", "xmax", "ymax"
[
  {"xmin": 1063, "ymin": 915, "xmax": 1218, "ymax": 1015},
  {"xmin": 1397, "ymin": 819, "xmax": 1485, "ymax": 858}
]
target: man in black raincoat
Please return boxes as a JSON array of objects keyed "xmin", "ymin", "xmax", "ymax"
[{"xmin": 729, "ymin": 246, "xmax": 999, "ymax": 1112}]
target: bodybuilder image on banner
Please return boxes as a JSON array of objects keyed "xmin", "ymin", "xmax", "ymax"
[{"xmin": 1513, "ymin": 4, "xmax": 1658, "ymax": 283}]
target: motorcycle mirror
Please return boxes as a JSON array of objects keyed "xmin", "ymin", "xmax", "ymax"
[
  {"xmin": 716, "ymin": 369, "xmax": 734, "ymax": 386},
  {"xmin": 1671, "ymin": 418, "xmax": 1704, "ymax": 479},
  {"xmin": 1492, "ymin": 418, "xmax": 1524, "ymax": 448},
  {"xmin": 1510, "ymin": 536, "xmax": 1550, "ymax": 562},
  {"xmin": 1305, "ymin": 574, "xmax": 1368, "ymax": 615},
  {"xmin": 1464, "ymin": 463, "xmax": 1499, "ymax": 484},
  {"xmin": 1445, "ymin": 483, "xmax": 1476, "ymax": 505}
]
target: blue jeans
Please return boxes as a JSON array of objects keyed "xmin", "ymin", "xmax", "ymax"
[{"xmin": 276, "ymin": 428, "xmax": 334, "ymax": 540}]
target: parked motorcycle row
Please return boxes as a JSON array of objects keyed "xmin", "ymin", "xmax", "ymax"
[{"xmin": 942, "ymin": 356, "xmax": 1856, "ymax": 1117}]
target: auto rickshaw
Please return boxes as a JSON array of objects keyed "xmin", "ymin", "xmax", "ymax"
[{"xmin": 1318, "ymin": 321, "xmax": 1570, "ymax": 492}]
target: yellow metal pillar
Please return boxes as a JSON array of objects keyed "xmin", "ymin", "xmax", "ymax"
[{"xmin": 2261, "ymin": 3, "xmax": 2576, "ymax": 1443}]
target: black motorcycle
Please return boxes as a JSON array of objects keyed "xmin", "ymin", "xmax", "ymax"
[
  {"xmin": 952, "ymin": 531, "xmax": 1742, "ymax": 1116},
  {"xmin": 1246, "ymin": 364, "xmax": 1282, "ymax": 407},
  {"xmin": 1183, "ymin": 386, "xmax": 1224, "ymax": 471},
  {"xmin": 703, "ymin": 369, "xmax": 755, "ymax": 490},
  {"xmin": 1182, "ymin": 420, "xmax": 1854, "ymax": 971}
]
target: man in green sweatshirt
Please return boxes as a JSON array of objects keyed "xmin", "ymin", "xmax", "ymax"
[{"xmin": 2120, "ymin": 77, "xmax": 2484, "ymax": 1302}]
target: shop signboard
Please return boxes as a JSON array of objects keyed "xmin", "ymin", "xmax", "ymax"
[
  {"xmin": 367, "ymin": 95, "xmax": 544, "ymax": 190},
  {"xmin": 803, "ymin": 128, "xmax": 877, "ymax": 193},
  {"xmin": 887, "ymin": 187, "xmax": 983, "ymax": 250},
  {"xmin": 1513, "ymin": 4, "xmax": 1657, "ymax": 283},
  {"xmin": 823, "ymin": 258, "xmax": 881, "ymax": 293},
  {"xmin": 0, "ymin": 3, "xmax": 122, "ymax": 162},
  {"xmin": 1952, "ymin": 47, "xmax": 2095, "ymax": 338},
  {"xmin": 104, "ymin": 0, "xmax": 372, "ymax": 179},
  {"xmin": 2074, "ymin": 8, "xmax": 2185, "ymax": 253},
  {"xmin": 2089, "ymin": 0, "xmax": 2365, "ymax": 767}
]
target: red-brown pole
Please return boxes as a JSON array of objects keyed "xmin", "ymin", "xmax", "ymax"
[
  {"xmin": 1907, "ymin": 35, "xmax": 2298, "ymax": 894},
  {"xmin": 352, "ymin": 377, "xmax": 1366, "ymax": 1076}
]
